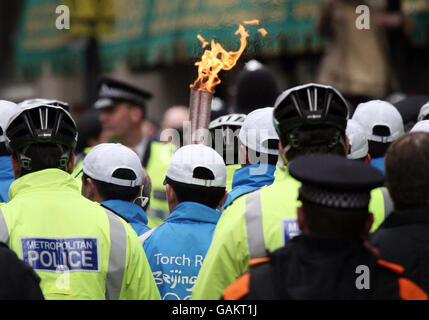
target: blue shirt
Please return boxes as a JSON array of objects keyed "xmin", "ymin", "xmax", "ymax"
[
  {"xmin": 101, "ymin": 199, "xmax": 150, "ymax": 236},
  {"xmin": 0, "ymin": 156, "xmax": 14, "ymax": 203},
  {"xmin": 222, "ymin": 163, "xmax": 276, "ymax": 210},
  {"xmin": 371, "ymin": 157, "xmax": 385, "ymax": 175},
  {"xmin": 143, "ymin": 201, "xmax": 221, "ymax": 300}
]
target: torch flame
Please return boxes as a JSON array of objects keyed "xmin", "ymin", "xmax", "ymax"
[
  {"xmin": 196, "ymin": 34, "xmax": 209, "ymax": 48},
  {"xmin": 244, "ymin": 19, "xmax": 260, "ymax": 25},
  {"xmin": 258, "ymin": 28, "xmax": 268, "ymax": 37},
  {"xmin": 191, "ymin": 24, "xmax": 250, "ymax": 93}
]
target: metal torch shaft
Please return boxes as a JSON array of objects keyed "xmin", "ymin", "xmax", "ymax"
[
  {"xmin": 189, "ymin": 88, "xmax": 213, "ymax": 144},
  {"xmin": 189, "ymin": 88, "xmax": 201, "ymax": 137},
  {"xmin": 197, "ymin": 90, "xmax": 213, "ymax": 132}
]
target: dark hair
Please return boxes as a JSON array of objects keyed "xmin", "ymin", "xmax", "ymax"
[
  {"xmin": 246, "ymin": 146, "xmax": 279, "ymax": 166},
  {"xmin": 0, "ymin": 142, "xmax": 9, "ymax": 156},
  {"xmin": 302, "ymin": 201, "xmax": 370, "ymax": 238},
  {"xmin": 82, "ymin": 172, "xmax": 140, "ymax": 202},
  {"xmin": 166, "ymin": 177, "xmax": 225, "ymax": 209},
  {"xmin": 14, "ymin": 143, "xmax": 70, "ymax": 176},
  {"xmin": 285, "ymin": 125, "xmax": 346, "ymax": 161},
  {"xmin": 385, "ymin": 132, "xmax": 429, "ymax": 208},
  {"xmin": 368, "ymin": 140, "xmax": 391, "ymax": 158}
]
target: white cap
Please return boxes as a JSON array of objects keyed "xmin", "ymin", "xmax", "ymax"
[
  {"xmin": 417, "ymin": 101, "xmax": 429, "ymax": 122},
  {"xmin": 346, "ymin": 119, "xmax": 369, "ymax": 160},
  {"xmin": 0, "ymin": 100, "xmax": 20, "ymax": 143},
  {"xmin": 352, "ymin": 100, "xmax": 404, "ymax": 143},
  {"xmin": 82, "ymin": 143, "xmax": 143, "ymax": 187},
  {"xmin": 238, "ymin": 107, "xmax": 279, "ymax": 155},
  {"xmin": 411, "ymin": 120, "xmax": 429, "ymax": 133},
  {"xmin": 166, "ymin": 144, "xmax": 226, "ymax": 188}
]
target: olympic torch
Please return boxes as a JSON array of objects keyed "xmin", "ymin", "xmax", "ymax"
[{"xmin": 188, "ymin": 24, "xmax": 254, "ymax": 145}]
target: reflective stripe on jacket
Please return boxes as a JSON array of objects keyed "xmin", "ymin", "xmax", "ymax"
[
  {"xmin": 0, "ymin": 169, "xmax": 160, "ymax": 300},
  {"xmin": 192, "ymin": 168, "xmax": 390, "ymax": 300}
]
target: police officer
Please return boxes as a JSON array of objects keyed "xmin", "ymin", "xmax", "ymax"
[
  {"xmin": 234, "ymin": 60, "xmax": 279, "ymax": 115},
  {"xmin": 192, "ymin": 83, "xmax": 390, "ymax": 300},
  {"xmin": 90, "ymin": 77, "xmax": 175, "ymax": 227},
  {"xmin": 223, "ymin": 154, "xmax": 427, "ymax": 300},
  {"xmin": 0, "ymin": 101, "xmax": 160, "ymax": 300}
]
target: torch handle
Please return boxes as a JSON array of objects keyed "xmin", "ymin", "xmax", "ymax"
[
  {"xmin": 197, "ymin": 90, "xmax": 213, "ymax": 132},
  {"xmin": 189, "ymin": 88, "xmax": 201, "ymax": 136},
  {"xmin": 188, "ymin": 88, "xmax": 213, "ymax": 145}
]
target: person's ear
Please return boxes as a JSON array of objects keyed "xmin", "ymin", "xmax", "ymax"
[
  {"xmin": 68, "ymin": 153, "xmax": 75, "ymax": 174},
  {"xmin": 345, "ymin": 136, "xmax": 350, "ymax": 156},
  {"xmin": 218, "ymin": 191, "xmax": 229, "ymax": 209},
  {"xmin": 130, "ymin": 106, "xmax": 143, "ymax": 124},
  {"xmin": 362, "ymin": 213, "xmax": 374, "ymax": 237},
  {"xmin": 239, "ymin": 144, "xmax": 248, "ymax": 166},
  {"xmin": 297, "ymin": 206, "xmax": 306, "ymax": 233},
  {"xmin": 166, "ymin": 184, "xmax": 178, "ymax": 213},
  {"xmin": 365, "ymin": 153, "xmax": 371, "ymax": 164},
  {"xmin": 10, "ymin": 155, "xmax": 21, "ymax": 178},
  {"xmin": 82, "ymin": 177, "xmax": 98, "ymax": 201}
]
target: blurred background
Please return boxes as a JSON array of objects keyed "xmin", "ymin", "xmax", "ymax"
[{"xmin": 0, "ymin": 0, "xmax": 428, "ymax": 123}]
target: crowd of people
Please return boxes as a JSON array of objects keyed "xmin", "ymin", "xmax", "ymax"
[{"xmin": 1, "ymin": 55, "xmax": 429, "ymax": 301}]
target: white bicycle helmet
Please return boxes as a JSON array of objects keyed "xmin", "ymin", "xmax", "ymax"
[
  {"xmin": 18, "ymin": 98, "xmax": 70, "ymax": 112},
  {"xmin": 209, "ymin": 113, "xmax": 246, "ymax": 164}
]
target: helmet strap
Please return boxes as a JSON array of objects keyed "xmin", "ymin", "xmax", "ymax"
[
  {"xmin": 280, "ymin": 151, "xmax": 289, "ymax": 168},
  {"xmin": 17, "ymin": 152, "xmax": 33, "ymax": 172},
  {"xmin": 17, "ymin": 145, "xmax": 72, "ymax": 174},
  {"xmin": 286, "ymin": 130, "xmax": 346, "ymax": 152},
  {"xmin": 58, "ymin": 147, "xmax": 72, "ymax": 172}
]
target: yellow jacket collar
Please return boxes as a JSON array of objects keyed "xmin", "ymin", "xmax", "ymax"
[{"xmin": 9, "ymin": 168, "xmax": 79, "ymax": 200}]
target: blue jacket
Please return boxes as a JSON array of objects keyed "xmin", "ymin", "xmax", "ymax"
[
  {"xmin": 222, "ymin": 163, "xmax": 276, "ymax": 210},
  {"xmin": 143, "ymin": 201, "xmax": 221, "ymax": 300},
  {"xmin": 371, "ymin": 157, "xmax": 385, "ymax": 175},
  {"xmin": 101, "ymin": 199, "xmax": 150, "ymax": 236},
  {"xmin": 0, "ymin": 156, "xmax": 14, "ymax": 203}
]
